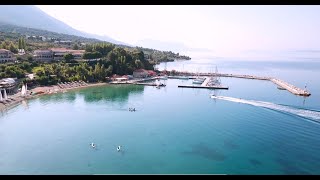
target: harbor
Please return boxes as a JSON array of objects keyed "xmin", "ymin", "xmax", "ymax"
[
  {"xmin": 169, "ymin": 71, "xmax": 311, "ymax": 96},
  {"xmin": 178, "ymin": 77, "xmax": 229, "ymax": 90}
]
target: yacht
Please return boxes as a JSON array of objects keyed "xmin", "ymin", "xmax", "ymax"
[{"xmin": 192, "ymin": 78, "xmax": 205, "ymax": 84}]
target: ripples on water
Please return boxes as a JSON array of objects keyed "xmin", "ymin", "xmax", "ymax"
[{"xmin": 1, "ymin": 60, "xmax": 320, "ymax": 174}]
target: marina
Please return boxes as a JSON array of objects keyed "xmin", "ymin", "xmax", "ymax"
[{"xmin": 169, "ymin": 71, "xmax": 311, "ymax": 96}]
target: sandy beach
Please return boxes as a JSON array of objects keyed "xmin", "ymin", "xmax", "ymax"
[{"xmin": 0, "ymin": 82, "xmax": 109, "ymax": 112}]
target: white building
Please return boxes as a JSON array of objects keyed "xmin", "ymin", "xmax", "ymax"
[
  {"xmin": 33, "ymin": 48, "xmax": 85, "ymax": 62},
  {"xmin": 33, "ymin": 49, "xmax": 53, "ymax": 62},
  {"xmin": 18, "ymin": 49, "xmax": 25, "ymax": 55},
  {"xmin": 0, "ymin": 49, "xmax": 16, "ymax": 63}
]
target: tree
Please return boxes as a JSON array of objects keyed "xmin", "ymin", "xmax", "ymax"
[
  {"xmin": 22, "ymin": 38, "xmax": 26, "ymax": 49},
  {"xmin": 64, "ymin": 53, "xmax": 74, "ymax": 63},
  {"xmin": 18, "ymin": 37, "xmax": 26, "ymax": 50},
  {"xmin": 82, "ymin": 52, "xmax": 102, "ymax": 59},
  {"xmin": 1, "ymin": 41, "xmax": 7, "ymax": 49},
  {"xmin": 9, "ymin": 43, "xmax": 18, "ymax": 54},
  {"xmin": 135, "ymin": 59, "xmax": 144, "ymax": 69},
  {"xmin": 85, "ymin": 44, "xmax": 93, "ymax": 52},
  {"xmin": 73, "ymin": 44, "xmax": 79, "ymax": 50},
  {"xmin": 27, "ymin": 56, "xmax": 33, "ymax": 62},
  {"xmin": 18, "ymin": 38, "xmax": 22, "ymax": 49}
]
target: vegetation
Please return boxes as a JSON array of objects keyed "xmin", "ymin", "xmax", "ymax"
[
  {"xmin": 0, "ymin": 23, "xmax": 191, "ymax": 86},
  {"xmin": 0, "ymin": 44, "xmax": 154, "ymax": 86}
]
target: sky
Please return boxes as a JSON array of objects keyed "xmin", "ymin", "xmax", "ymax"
[{"xmin": 37, "ymin": 5, "xmax": 320, "ymax": 60}]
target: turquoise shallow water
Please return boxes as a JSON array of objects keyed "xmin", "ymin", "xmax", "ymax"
[{"xmin": 1, "ymin": 59, "xmax": 320, "ymax": 174}]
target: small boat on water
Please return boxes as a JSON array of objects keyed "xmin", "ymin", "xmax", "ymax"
[
  {"xmin": 192, "ymin": 78, "xmax": 205, "ymax": 84},
  {"xmin": 117, "ymin": 146, "xmax": 121, "ymax": 152},
  {"xmin": 277, "ymin": 86, "xmax": 286, "ymax": 90}
]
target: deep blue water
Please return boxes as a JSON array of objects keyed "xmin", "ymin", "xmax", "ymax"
[{"xmin": 0, "ymin": 59, "xmax": 320, "ymax": 174}]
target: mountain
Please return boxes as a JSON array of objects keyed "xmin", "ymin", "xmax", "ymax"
[{"xmin": 0, "ymin": 5, "xmax": 129, "ymax": 45}]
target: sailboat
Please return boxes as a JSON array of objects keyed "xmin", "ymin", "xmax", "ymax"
[
  {"xmin": 192, "ymin": 68, "xmax": 205, "ymax": 84},
  {"xmin": 208, "ymin": 66, "xmax": 221, "ymax": 86},
  {"xmin": 21, "ymin": 84, "xmax": 27, "ymax": 96}
]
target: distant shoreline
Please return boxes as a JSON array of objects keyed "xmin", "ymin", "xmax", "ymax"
[{"xmin": 0, "ymin": 82, "xmax": 109, "ymax": 112}]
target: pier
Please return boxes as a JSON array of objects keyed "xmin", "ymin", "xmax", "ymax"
[
  {"xmin": 110, "ymin": 77, "xmax": 166, "ymax": 87},
  {"xmin": 178, "ymin": 77, "xmax": 229, "ymax": 90},
  {"xmin": 270, "ymin": 78, "xmax": 310, "ymax": 96},
  {"xmin": 178, "ymin": 85, "xmax": 228, "ymax": 89},
  {"xmin": 170, "ymin": 71, "xmax": 311, "ymax": 96},
  {"xmin": 108, "ymin": 71, "xmax": 311, "ymax": 96},
  {"xmin": 134, "ymin": 82, "xmax": 166, "ymax": 87}
]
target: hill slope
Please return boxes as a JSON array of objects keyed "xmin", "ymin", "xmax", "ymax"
[{"xmin": 0, "ymin": 5, "xmax": 128, "ymax": 45}]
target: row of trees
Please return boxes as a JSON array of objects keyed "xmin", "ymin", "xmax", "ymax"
[{"xmin": 18, "ymin": 37, "xmax": 26, "ymax": 50}]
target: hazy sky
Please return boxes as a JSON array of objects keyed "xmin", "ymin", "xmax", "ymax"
[{"xmin": 37, "ymin": 5, "xmax": 320, "ymax": 59}]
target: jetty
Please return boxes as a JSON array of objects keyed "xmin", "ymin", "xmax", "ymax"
[
  {"xmin": 270, "ymin": 78, "xmax": 310, "ymax": 96},
  {"xmin": 135, "ymin": 82, "xmax": 166, "ymax": 87},
  {"xmin": 178, "ymin": 85, "xmax": 228, "ymax": 89},
  {"xmin": 108, "ymin": 70, "xmax": 311, "ymax": 96},
  {"xmin": 170, "ymin": 71, "xmax": 311, "ymax": 96}
]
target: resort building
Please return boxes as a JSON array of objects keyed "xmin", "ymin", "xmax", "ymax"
[
  {"xmin": 33, "ymin": 50, "xmax": 53, "ymax": 62},
  {"xmin": 33, "ymin": 48, "xmax": 85, "ymax": 62},
  {"xmin": 133, "ymin": 69, "xmax": 149, "ymax": 78},
  {"xmin": 0, "ymin": 78, "xmax": 17, "ymax": 95},
  {"xmin": 0, "ymin": 49, "xmax": 16, "ymax": 63},
  {"xmin": 18, "ymin": 49, "xmax": 26, "ymax": 55}
]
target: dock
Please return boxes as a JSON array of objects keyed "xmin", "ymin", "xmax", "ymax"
[
  {"xmin": 201, "ymin": 77, "xmax": 211, "ymax": 87},
  {"xmin": 178, "ymin": 77, "xmax": 229, "ymax": 90},
  {"xmin": 109, "ymin": 71, "xmax": 311, "ymax": 97},
  {"xmin": 134, "ymin": 83, "xmax": 166, "ymax": 87},
  {"xmin": 170, "ymin": 71, "xmax": 311, "ymax": 97},
  {"xmin": 178, "ymin": 85, "xmax": 228, "ymax": 89}
]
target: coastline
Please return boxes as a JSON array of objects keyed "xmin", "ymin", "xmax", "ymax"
[{"xmin": 0, "ymin": 82, "xmax": 109, "ymax": 112}]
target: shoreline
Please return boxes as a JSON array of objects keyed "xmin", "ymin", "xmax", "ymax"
[{"xmin": 0, "ymin": 82, "xmax": 109, "ymax": 112}]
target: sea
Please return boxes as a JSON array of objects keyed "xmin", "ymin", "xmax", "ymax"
[{"xmin": 0, "ymin": 58, "xmax": 320, "ymax": 174}]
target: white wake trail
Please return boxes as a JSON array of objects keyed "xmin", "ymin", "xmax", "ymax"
[{"xmin": 211, "ymin": 95, "xmax": 320, "ymax": 122}]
